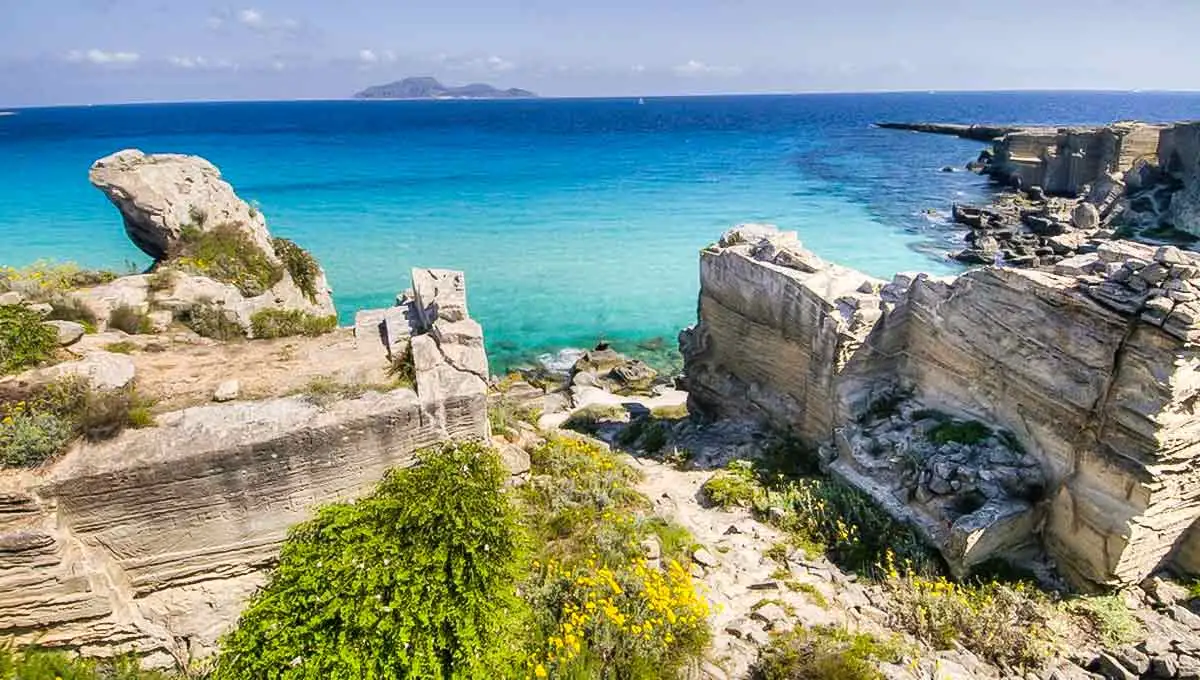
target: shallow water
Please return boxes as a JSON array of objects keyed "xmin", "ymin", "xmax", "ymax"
[{"xmin": 2, "ymin": 92, "xmax": 1199, "ymax": 370}]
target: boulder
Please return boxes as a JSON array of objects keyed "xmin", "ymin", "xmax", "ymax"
[
  {"xmin": 44, "ymin": 320, "xmax": 85, "ymax": 346},
  {"xmin": 89, "ymin": 149, "xmax": 276, "ymax": 262},
  {"xmin": 0, "ymin": 291, "xmax": 24, "ymax": 306},
  {"xmin": 1073, "ymin": 203, "xmax": 1101, "ymax": 230},
  {"xmin": 36, "ymin": 352, "xmax": 136, "ymax": 391},
  {"xmin": 212, "ymin": 380, "xmax": 240, "ymax": 403}
]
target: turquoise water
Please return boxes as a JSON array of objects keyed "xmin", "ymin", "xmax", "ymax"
[{"xmin": 3, "ymin": 93, "xmax": 1200, "ymax": 369}]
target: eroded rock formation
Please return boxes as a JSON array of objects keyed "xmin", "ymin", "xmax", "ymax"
[
  {"xmin": 682, "ymin": 224, "xmax": 1200, "ymax": 588},
  {"xmin": 86, "ymin": 149, "xmax": 337, "ymax": 336},
  {"xmin": 0, "ymin": 268, "xmax": 490, "ymax": 666}
]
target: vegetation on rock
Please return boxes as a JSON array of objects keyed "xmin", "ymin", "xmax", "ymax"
[
  {"xmin": 45, "ymin": 296, "xmax": 99, "ymax": 331},
  {"xmin": 175, "ymin": 223, "xmax": 283, "ymax": 297},
  {"xmin": 1, "ymin": 378, "xmax": 155, "ymax": 468},
  {"xmin": 249, "ymin": 309, "xmax": 337, "ymax": 339},
  {"xmin": 183, "ymin": 303, "xmax": 243, "ymax": 341},
  {"xmin": 0, "ymin": 643, "xmax": 176, "ymax": 680},
  {"xmin": 387, "ymin": 341, "xmax": 416, "ymax": 388},
  {"xmin": 0, "ymin": 304, "xmax": 58, "ymax": 375},
  {"xmin": 271, "ymin": 237, "xmax": 322, "ymax": 303},
  {"xmin": 0, "ymin": 261, "xmax": 119, "ymax": 300},
  {"xmin": 750, "ymin": 625, "xmax": 904, "ymax": 680},
  {"xmin": 519, "ymin": 435, "xmax": 710, "ymax": 679},
  {"xmin": 108, "ymin": 303, "xmax": 155, "ymax": 335},
  {"xmin": 215, "ymin": 441, "xmax": 525, "ymax": 679}
]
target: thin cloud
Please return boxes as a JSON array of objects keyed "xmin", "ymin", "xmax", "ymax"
[
  {"xmin": 359, "ymin": 49, "xmax": 379, "ymax": 64},
  {"xmin": 238, "ymin": 8, "xmax": 264, "ymax": 28},
  {"xmin": 673, "ymin": 59, "xmax": 742, "ymax": 77},
  {"xmin": 66, "ymin": 49, "xmax": 140, "ymax": 65},
  {"xmin": 167, "ymin": 56, "xmax": 239, "ymax": 70}
]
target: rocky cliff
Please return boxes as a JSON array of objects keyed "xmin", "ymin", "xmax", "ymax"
[
  {"xmin": 0, "ymin": 267, "xmax": 491, "ymax": 666},
  {"xmin": 682, "ymin": 225, "xmax": 1200, "ymax": 588}
]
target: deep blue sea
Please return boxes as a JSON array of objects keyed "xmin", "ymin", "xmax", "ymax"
[{"xmin": 3, "ymin": 92, "xmax": 1200, "ymax": 370}]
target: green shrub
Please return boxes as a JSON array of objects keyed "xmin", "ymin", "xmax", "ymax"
[
  {"xmin": 272, "ymin": 237, "xmax": 322, "ymax": 303},
  {"xmin": 299, "ymin": 375, "xmax": 367, "ymax": 406},
  {"xmin": 249, "ymin": 309, "xmax": 337, "ymax": 339},
  {"xmin": 0, "ymin": 642, "xmax": 178, "ymax": 679},
  {"xmin": 520, "ymin": 435, "xmax": 649, "ymax": 564},
  {"xmin": 701, "ymin": 460, "xmax": 762, "ymax": 509},
  {"xmin": 146, "ymin": 267, "xmax": 177, "ymax": 293},
  {"xmin": 0, "ymin": 304, "xmax": 58, "ymax": 375},
  {"xmin": 886, "ymin": 573, "xmax": 1054, "ymax": 669},
  {"xmin": 0, "ymin": 261, "xmax": 117, "ymax": 300},
  {"xmin": 1066, "ymin": 595, "xmax": 1142, "ymax": 648},
  {"xmin": 175, "ymin": 222, "xmax": 283, "ymax": 297},
  {"xmin": 489, "ymin": 395, "xmax": 541, "ymax": 437},
  {"xmin": 45, "ymin": 296, "xmax": 99, "ymax": 330},
  {"xmin": 103, "ymin": 341, "xmax": 137, "ymax": 354},
  {"xmin": 641, "ymin": 422, "xmax": 668, "ymax": 454},
  {"xmin": 214, "ymin": 441, "xmax": 525, "ymax": 680},
  {"xmin": 751, "ymin": 625, "xmax": 904, "ymax": 680},
  {"xmin": 650, "ymin": 403, "xmax": 689, "ymax": 420},
  {"xmin": 388, "ymin": 341, "xmax": 417, "ymax": 388},
  {"xmin": 519, "ymin": 435, "xmax": 711, "ymax": 679},
  {"xmin": 184, "ymin": 303, "xmax": 244, "ymax": 341},
  {"xmin": 0, "ymin": 410, "xmax": 74, "ymax": 467},
  {"xmin": 108, "ymin": 304, "xmax": 154, "ymax": 335},
  {"xmin": 562, "ymin": 404, "xmax": 628, "ymax": 435},
  {"xmin": 928, "ymin": 419, "xmax": 992, "ymax": 446}
]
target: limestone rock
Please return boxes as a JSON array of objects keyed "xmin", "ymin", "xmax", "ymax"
[
  {"xmin": 89, "ymin": 149, "xmax": 276, "ymax": 261},
  {"xmin": 35, "ymin": 352, "xmax": 136, "ymax": 391},
  {"xmin": 212, "ymin": 380, "xmax": 240, "ymax": 402},
  {"xmin": 0, "ymin": 291, "xmax": 24, "ymax": 306},
  {"xmin": 87, "ymin": 150, "xmax": 337, "ymax": 334},
  {"xmin": 692, "ymin": 547, "xmax": 718, "ymax": 568},
  {"xmin": 1095, "ymin": 651, "xmax": 1139, "ymax": 680},
  {"xmin": 44, "ymin": 320, "xmax": 85, "ymax": 346},
  {"xmin": 1073, "ymin": 202, "xmax": 1101, "ymax": 230},
  {"xmin": 683, "ymin": 224, "xmax": 1200, "ymax": 588}
]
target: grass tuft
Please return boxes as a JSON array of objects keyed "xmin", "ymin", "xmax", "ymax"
[
  {"xmin": 175, "ymin": 222, "xmax": 283, "ymax": 297},
  {"xmin": 272, "ymin": 237, "xmax": 322, "ymax": 303},
  {"xmin": 249, "ymin": 309, "xmax": 336, "ymax": 339}
]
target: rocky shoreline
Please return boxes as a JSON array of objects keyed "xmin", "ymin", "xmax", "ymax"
[{"xmin": 881, "ymin": 119, "xmax": 1200, "ymax": 270}]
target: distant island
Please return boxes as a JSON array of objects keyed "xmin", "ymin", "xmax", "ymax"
[{"xmin": 353, "ymin": 76, "xmax": 537, "ymax": 100}]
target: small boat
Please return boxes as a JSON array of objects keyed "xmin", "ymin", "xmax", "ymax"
[{"xmin": 638, "ymin": 98, "xmax": 645, "ymax": 105}]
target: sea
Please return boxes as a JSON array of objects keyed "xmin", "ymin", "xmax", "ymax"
[{"xmin": 2, "ymin": 91, "xmax": 1199, "ymax": 372}]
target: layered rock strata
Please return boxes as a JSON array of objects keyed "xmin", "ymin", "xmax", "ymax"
[
  {"xmin": 682, "ymin": 224, "xmax": 1200, "ymax": 588},
  {"xmin": 0, "ymin": 268, "xmax": 489, "ymax": 665}
]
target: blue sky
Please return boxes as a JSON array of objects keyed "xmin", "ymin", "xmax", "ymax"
[{"xmin": 2, "ymin": 0, "xmax": 1200, "ymax": 106}]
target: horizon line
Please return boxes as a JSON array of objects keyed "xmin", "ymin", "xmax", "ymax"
[{"xmin": 6, "ymin": 87, "xmax": 1200, "ymax": 111}]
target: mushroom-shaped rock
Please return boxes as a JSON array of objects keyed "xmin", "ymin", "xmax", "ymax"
[{"xmin": 89, "ymin": 149, "xmax": 276, "ymax": 262}]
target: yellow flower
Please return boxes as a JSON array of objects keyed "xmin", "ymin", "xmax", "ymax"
[{"xmin": 534, "ymin": 663, "xmax": 547, "ymax": 678}]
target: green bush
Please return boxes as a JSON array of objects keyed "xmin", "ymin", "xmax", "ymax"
[
  {"xmin": 650, "ymin": 403, "xmax": 689, "ymax": 420},
  {"xmin": 175, "ymin": 222, "xmax": 283, "ymax": 297},
  {"xmin": 249, "ymin": 309, "xmax": 337, "ymax": 339},
  {"xmin": 146, "ymin": 267, "xmax": 177, "ymax": 293},
  {"xmin": 0, "ymin": 304, "xmax": 58, "ymax": 375},
  {"xmin": 46, "ymin": 296, "xmax": 99, "ymax": 331},
  {"xmin": 103, "ymin": 341, "xmax": 137, "ymax": 354},
  {"xmin": 214, "ymin": 441, "xmax": 525, "ymax": 680},
  {"xmin": 928, "ymin": 419, "xmax": 992, "ymax": 446},
  {"xmin": 108, "ymin": 304, "xmax": 154, "ymax": 335},
  {"xmin": 751, "ymin": 626, "xmax": 904, "ymax": 680},
  {"xmin": 886, "ymin": 573, "xmax": 1053, "ymax": 669},
  {"xmin": 1066, "ymin": 595, "xmax": 1142, "ymax": 648},
  {"xmin": 519, "ymin": 435, "xmax": 711, "ymax": 679},
  {"xmin": 0, "ymin": 642, "xmax": 178, "ymax": 679},
  {"xmin": 183, "ymin": 303, "xmax": 244, "ymax": 341},
  {"xmin": 701, "ymin": 460, "xmax": 762, "ymax": 509},
  {"xmin": 488, "ymin": 395, "xmax": 541, "ymax": 438},
  {"xmin": 388, "ymin": 341, "xmax": 417, "ymax": 388},
  {"xmin": 272, "ymin": 237, "xmax": 322, "ymax": 303},
  {"xmin": 0, "ymin": 261, "xmax": 117, "ymax": 300},
  {"xmin": 0, "ymin": 410, "xmax": 74, "ymax": 467}
]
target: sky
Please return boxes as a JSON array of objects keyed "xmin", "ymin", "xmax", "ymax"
[{"xmin": 2, "ymin": 0, "xmax": 1200, "ymax": 106}]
